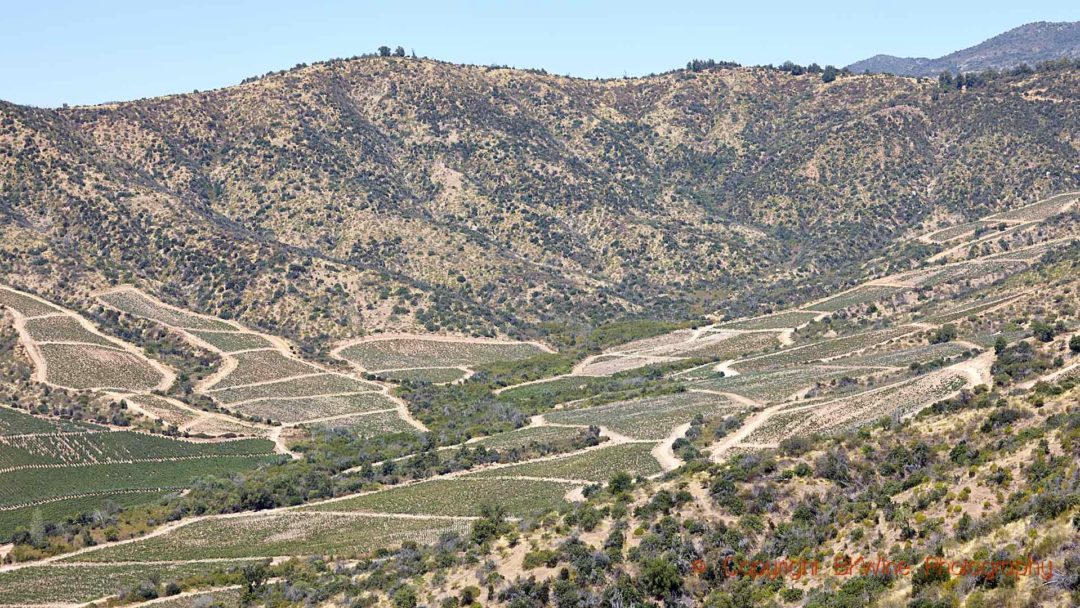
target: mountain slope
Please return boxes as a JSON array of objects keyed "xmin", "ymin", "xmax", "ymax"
[
  {"xmin": 1, "ymin": 58, "xmax": 1077, "ymax": 346},
  {"xmin": 848, "ymin": 21, "xmax": 1080, "ymax": 76}
]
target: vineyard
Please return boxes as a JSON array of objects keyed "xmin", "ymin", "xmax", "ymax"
[
  {"xmin": 187, "ymin": 330, "xmax": 275, "ymax": 352},
  {"xmin": 466, "ymin": 425, "xmax": 582, "ymax": 451},
  {"xmin": 719, "ymin": 311, "xmax": 820, "ymax": 330},
  {"xmin": 208, "ymin": 373, "xmax": 380, "ymax": 404},
  {"xmin": 692, "ymin": 365, "xmax": 882, "ymax": 403},
  {"xmin": 0, "ymin": 287, "xmax": 62, "ymax": 317},
  {"xmin": 805, "ymin": 285, "xmax": 903, "ymax": 312},
  {"xmin": 97, "ymin": 289, "xmax": 235, "ymax": 330},
  {"xmin": 307, "ymin": 410, "xmax": 420, "ymax": 438},
  {"xmin": 0, "ymin": 561, "xmax": 260, "ymax": 605},
  {"xmin": 39, "ymin": 343, "xmax": 167, "ymax": 391},
  {"xmin": 230, "ymin": 392, "xmax": 397, "ymax": 424},
  {"xmin": 740, "ymin": 370, "xmax": 970, "ymax": 446},
  {"xmin": 209, "ymin": 350, "xmax": 321, "ymax": 389},
  {"xmin": 336, "ymin": 337, "xmax": 546, "ymax": 372},
  {"xmin": 73, "ymin": 512, "xmax": 472, "ymax": 562},
  {"xmin": 545, "ymin": 392, "xmax": 741, "ymax": 440},
  {"xmin": 22, "ymin": 316, "xmax": 115, "ymax": 347},
  {"xmin": 735, "ymin": 326, "xmax": 917, "ymax": 371},
  {"xmin": 377, "ymin": 367, "xmax": 469, "ymax": 384},
  {"xmin": 303, "ymin": 477, "xmax": 577, "ymax": 517},
  {"xmin": 983, "ymin": 192, "xmax": 1077, "ymax": 222},
  {"xmin": 466, "ymin": 443, "xmax": 662, "ymax": 482}
]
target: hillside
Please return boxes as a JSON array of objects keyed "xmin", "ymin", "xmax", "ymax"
[
  {"xmin": 848, "ymin": 21, "xmax": 1080, "ymax": 76},
  {"xmin": 0, "ymin": 188, "xmax": 1076, "ymax": 607},
  {"xmin": 1, "ymin": 58, "xmax": 1077, "ymax": 348}
]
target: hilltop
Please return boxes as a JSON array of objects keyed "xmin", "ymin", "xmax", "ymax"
[{"xmin": 848, "ymin": 21, "xmax": 1080, "ymax": 76}]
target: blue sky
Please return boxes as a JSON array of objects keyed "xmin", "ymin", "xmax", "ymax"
[{"xmin": 1, "ymin": 1, "xmax": 1075, "ymax": 107}]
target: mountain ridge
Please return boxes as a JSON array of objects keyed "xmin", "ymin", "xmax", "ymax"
[
  {"xmin": 847, "ymin": 21, "xmax": 1080, "ymax": 76},
  {"xmin": 1, "ymin": 57, "xmax": 1077, "ymax": 347}
]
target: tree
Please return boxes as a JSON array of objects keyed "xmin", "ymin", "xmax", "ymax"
[
  {"xmin": 394, "ymin": 46, "xmax": 406, "ymax": 57},
  {"xmin": 608, "ymin": 471, "xmax": 633, "ymax": 494},
  {"xmin": 378, "ymin": 46, "xmax": 391, "ymax": 57},
  {"xmin": 1070, "ymin": 334, "xmax": 1080, "ymax": 354},
  {"xmin": 640, "ymin": 557, "xmax": 682, "ymax": 598},
  {"xmin": 393, "ymin": 586, "xmax": 418, "ymax": 608},
  {"xmin": 1031, "ymin": 320, "xmax": 1054, "ymax": 342},
  {"xmin": 822, "ymin": 65, "xmax": 839, "ymax": 83},
  {"xmin": 930, "ymin": 324, "xmax": 957, "ymax": 344},
  {"xmin": 994, "ymin": 336, "xmax": 1008, "ymax": 354}
]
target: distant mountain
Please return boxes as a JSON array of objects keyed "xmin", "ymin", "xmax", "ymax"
[{"xmin": 848, "ymin": 21, "xmax": 1080, "ymax": 76}]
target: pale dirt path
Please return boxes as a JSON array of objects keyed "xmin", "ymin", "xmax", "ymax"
[
  {"xmin": 713, "ymin": 359, "xmax": 740, "ymax": 378},
  {"xmin": 1018, "ymin": 360, "xmax": 1078, "ymax": 390},
  {"xmin": 950, "ymin": 350, "xmax": 995, "ymax": 387},
  {"xmin": 379, "ymin": 388, "xmax": 430, "ymax": 432},
  {"xmin": 268, "ymin": 426, "xmax": 302, "ymax": 460},
  {"xmin": 651, "ymin": 423, "xmax": 691, "ymax": 472}
]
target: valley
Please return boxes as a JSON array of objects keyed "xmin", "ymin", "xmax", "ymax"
[{"xmin": 1, "ymin": 189, "xmax": 1076, "ymax": 606}]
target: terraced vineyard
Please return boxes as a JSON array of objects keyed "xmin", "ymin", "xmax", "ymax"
[
  {"xmin": 305, "ymin": 410, "xmax": 420, "ymax": 438},
  {"xmin": 208, "ymin": 373, "xmax": 381, "ymax": 404},
  {"xmin": 719, "ymin": 311, "xmax": 820, "ymax": 330},
  {"xmin": 0, "ymin": 286, "xmax": 63, "ymax": 317},
  {"xmin": 465, "ymin": 424, "xmax": 583, "ymax": 451},
  {"xmin": 983, "ymin": 191, "xmax": 1077, "ymax": 222},
  {"xmin": 302, "ymin": 477, "xmax": 577, "ymax": 517},
  {"xmin": 691, "ymin": 365, "xmax": 884, "ymax": 403},
  {"xmin": 734, "ymin": 326, "xmax": 917, "ymax": 371},
  {"xmin": 22, "ymin": 316, "xmax": 115, "ymax": 346},
  {"xmin": 97, "ymin": 288, "xmax": 236, "ymax": 330},
  {"xmin": 378, "ymin": 367, "xmax": 469, "ymax": 384},
  {"xmin": 466, "ymin": 443, "xmax": 663, "ymax": 482},
  {"xmin": 0, "ymin": 561, "xmax": 262, "ymax": 605},
  {"xmin": 335, "ymin": 336, "xmax": 547, "ymax": 371},
  {"xmin": 92, "ymin": 288, "xmax": 420, "ymax": 438},
  {"xmin": 209, "ymin": 350, "xmax": 321, "ymax": 388},
  {"xmin": 38, "ymin": 343, "xmax": 167, "ymax": 391},
  {"xmin": 739, "ymin": 369, "xmax": 971, "ymax": 447},
  {"xmin": 829, "ymin": 341, "xmax": 974, "ymax": 368},
  {"xmin": 72, "ymin": 512, "xmax": 472, "ymax": 562},
  {"xmin": 545, "ymin": 392, "xmax": 742, "ymax": 440},
  {"xmin": 0, "ymin": 405, "xmax": 278, "ymax": 526},
  {"xmin": 667, "ymin": 330, "xmax": 781, "ymax": 359},
  {"xmin": 187, "ymin": 330, "xmax": 275, "ymax": 352},
  {"xmin": 805, "ymin": 285, "xmax": 904, "ymax": 312},
  {"xmin": 230, "ymin": 392, "xmax": 397, "ymax": 424}
]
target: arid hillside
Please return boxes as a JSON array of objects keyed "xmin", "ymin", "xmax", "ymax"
[{"xmin": 0, "ymin": 58, "xmax": 1077, "ymax": 344}]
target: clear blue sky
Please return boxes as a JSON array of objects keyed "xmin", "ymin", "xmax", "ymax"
[{"xmin": 1, "ymin": 1, "xmax": 1075, "ymax": 107}]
